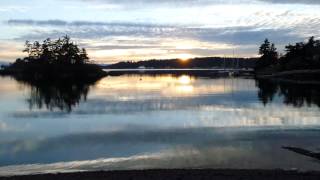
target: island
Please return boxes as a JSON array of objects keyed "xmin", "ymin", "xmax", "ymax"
[
  {"xmin": 0, "ymin": 36, "xmax": 107, "ymax": 81},
  {"xmin": 0, "ymin": 36, "xmax": 108, "ymax": 112}
]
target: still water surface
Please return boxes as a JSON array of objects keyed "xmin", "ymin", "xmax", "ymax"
[{"xmin": 0, "ymin": 74, "xmax": 320, "ymax": 175}]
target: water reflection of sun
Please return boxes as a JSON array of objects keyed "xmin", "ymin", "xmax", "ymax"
[
  {"xmin": 176, "ymin": 75, "xmax": 194, "ymax": 93},
  {"xmin": 95, "ymin": 74, "xmax": 235, "ymax": 98},
  {"xmin": 178, "ymin": 75, "xmax": 192, "ymax": 85}
]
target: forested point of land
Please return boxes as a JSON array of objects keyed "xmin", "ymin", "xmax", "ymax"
[
  {"xmin": 256, "ymin": 36, "xmax": 320, "ymax": 75},
  {"xmin": 0, "ymin": 36, "xmax": 106, "ymax": 80}
]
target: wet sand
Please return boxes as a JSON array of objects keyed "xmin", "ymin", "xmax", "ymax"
[{"xmin": 1, "ymin": 169, "xmax": 320, "ymax": 180}]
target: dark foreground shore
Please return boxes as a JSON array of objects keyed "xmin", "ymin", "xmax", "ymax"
[{"xmin": 1, "ymin": 169, "xmax": 320, "ymax": 180}]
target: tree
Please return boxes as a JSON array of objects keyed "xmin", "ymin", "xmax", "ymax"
[
  {"xmin": 256, "ymin": 38, "xmax": 278, "ymax": 70},
  {"xmin": 259, "ymin": 39, "xmax": 271, "ymax": 55},
  {"xmin": 281, "ymin": 36, "xmax": 320, "ymax": 70},
  {"xmin": 2, "ymin": 35, "xmax": 105, "ymax": 82},
  {"xmin": 19, "ymin": 36, "xmax": 90, "ymax": 65},
  {"xmin": 79, "ymin": 48, "xmax": 89, "ymax": 64}
]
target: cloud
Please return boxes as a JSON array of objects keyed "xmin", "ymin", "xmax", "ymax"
[
  {"xmin": 0, "ymin": 6, "xmax": 29, "ymax": 12},
  {"xmin": 77, "ymin": 0, "xmax": 320, "ymax": 7},
  {"xmin": 78, "ymin": 0, "xmax": 254, "ymax": 7},
  {"xmin": 6, "ymin": 19, "xmax": 301, "ymax": 45},
  {"xmin": 259, "ymin": 0, "xmax": 320, "ymax": 4},
  {"xmin": 4, "ymin": 16, "xmax": 319, "ymax": 62},
  {"xmin": 0, "ymin": 41, "xmax": 25, "ymax": 61},
  {"xmin": 81, "ymin": 0, "xmax": 320, "ymax": 6},
  {"xmin": 7, "ymin": 19, "xmax": 173, "ymax": 28}
]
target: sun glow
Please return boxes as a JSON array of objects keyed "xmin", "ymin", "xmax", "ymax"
[
  {"xmin": 178, "ymin": 75, "xmax": 192, "ymax": 85},
  {"xmin": 178, "ymin": 54, "xmax": 192, "ymax": 61}
]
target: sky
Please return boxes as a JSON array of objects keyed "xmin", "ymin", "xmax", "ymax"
[{"xmin": 0, "ymin": 0, "xmax": 320, "ymax": 64}]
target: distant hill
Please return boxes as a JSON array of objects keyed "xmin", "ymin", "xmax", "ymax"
[{"xmin": 106, "ymin": 57, "xmax": 258, "ymax": 69}]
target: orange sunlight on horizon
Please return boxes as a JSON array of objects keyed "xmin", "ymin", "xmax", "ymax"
[{"xmin": 178, "ymin": 54, "xmax": 193, "ymax": 61}]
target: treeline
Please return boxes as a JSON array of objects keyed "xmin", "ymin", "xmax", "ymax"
[
  {"xmin": 17, "ymin": 35, "xmax": 89, "ymax": 65},
  {"xmin": 257, "ymin": 37, "xmax": 320, "ymax": 72},
  {"xmin": 107, "ymin": 57, "xmax": 257, "ymax": 69}
]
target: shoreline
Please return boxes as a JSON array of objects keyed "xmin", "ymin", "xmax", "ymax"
[
  {"xmin": 255, "ymin": 69, "xmax": 320, "ymax": 84},
  {"xmin": 102, "ymin": 68, "xmax": 254, "ymax": 77},
  {"xmin": 256, "ymin": 69, "xmax": 320, "ymax": 78},
  {"xmin": 256, "ymin": 76, "xmax": 320, "ymax": 85},
  {"xmin": 1, "ymin": 169, "xmax": 320, "ymax": 180}
]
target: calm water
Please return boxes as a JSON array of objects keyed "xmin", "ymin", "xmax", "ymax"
[{"xmin": 0, "ymin": 74, "xmax": 320, "ymax": 175}]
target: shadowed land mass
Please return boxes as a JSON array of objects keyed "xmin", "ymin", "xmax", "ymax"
[
  {"xmin": 256, "ymin": 37, "xmax": 320, "ymax": 80},
  {"xmin": 0, "ymin": 169, "xmax": 320, "ymax": 180},
  {"xmin": 0, "ymin": 36, "xmax": 107, "ymax": 81},
  {"xmin": 283, "ymin": 147, "xmax": 320, "ymax": 162}
]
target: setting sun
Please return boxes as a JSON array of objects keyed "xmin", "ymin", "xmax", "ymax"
[{"xmin": 178, "ymin": 54, "xmax": 192, "ymax": 61}]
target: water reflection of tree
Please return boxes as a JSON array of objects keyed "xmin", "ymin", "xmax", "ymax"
[
  {"xmin": 255, "ymin": 79, "xmax": 279, "ymax": 105},
  {"xmin": 15, "ymin": 78, "xmax": 99, "ymax": 112},
  {"xmin": 255, "ymin": 78, "xmax": 320, "ymax": 107}
]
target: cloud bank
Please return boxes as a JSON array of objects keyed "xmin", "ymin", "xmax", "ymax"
[
  {"xmin": 1, "ymin": 0, "xmax": 320, "ymax": 62},
  {"xmin": 79, "ymin": 0, "xmax": 320, "ymax": 6},
  {"xmin": 260, "ymin": 0, "xmax": 320, "ymax": 4}
]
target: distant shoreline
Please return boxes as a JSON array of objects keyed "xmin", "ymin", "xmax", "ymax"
[
  {"xmin": 102, "ymin": 68, "xmax": 255, "ymax": 77},
  {"xmin": 1, "ymin": 169, "xmax": 319, "ymax": 180}
]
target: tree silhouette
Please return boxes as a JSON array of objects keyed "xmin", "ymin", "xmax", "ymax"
[
  {"xmin": 257, "ymin": 36, "xmax": 320, "ymax": 71},
  {"xmin": 256, "ymin": 39, "xmax": 278, "ymax": 70},
  {"xmin": 282, "ymin": 36, "xmax": 320, "ymax": 70},
  {"xmin": 21, "ymin": 35, "xmax": 89, "ymax": 65},
  {"xmin": 255, "ymin": 78, "xmax": 320, "ymax": 108},
  {"xmin": 1, "ymin": 35, "xmax": 106, "ymax": 80}
]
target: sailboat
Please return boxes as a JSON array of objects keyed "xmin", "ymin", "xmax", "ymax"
[{"xmin": 228, "ymin": 49, "xmax": 239, "ymax": 77}]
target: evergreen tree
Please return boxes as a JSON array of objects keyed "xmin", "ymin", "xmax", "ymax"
[
  {"xmin": 256, "ymin": 39, "xmax": 278, "ymax": 70},
  {"xmin": 19, "ymin": 36, "xmax": 90, "ymax": 65},
  {"xmin": 281, "ymin": 36, "xmax": 320, "ymax": 70}
]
